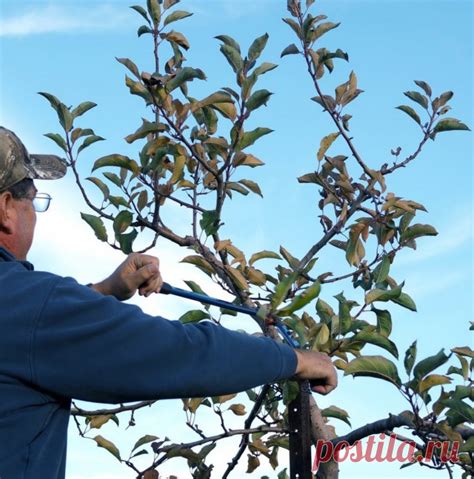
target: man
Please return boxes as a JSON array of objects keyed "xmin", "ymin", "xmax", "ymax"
[{"xmin": 0, "ymin": 126, "xmax": 337, "ymax": 479}]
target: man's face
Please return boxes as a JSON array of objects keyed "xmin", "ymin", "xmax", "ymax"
[
  {"xmin": 0, "ymin": 183, "xmax": 38, "ymax": 260},
  {"xmin": 14, "ymin": 185, "xmax": 38, "ymax": 260}
]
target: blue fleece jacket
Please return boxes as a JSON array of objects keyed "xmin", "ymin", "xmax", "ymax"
[{"xmin": 0, "ymin": 247, "xmax": 297, "ymax": 479}]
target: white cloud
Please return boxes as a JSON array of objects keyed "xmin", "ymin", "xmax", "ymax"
[{"xmin": 0, "ymin": 4, "xmax": 130, "ymax": 37}]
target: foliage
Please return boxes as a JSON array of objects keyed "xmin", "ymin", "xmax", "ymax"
[{"xmin": 41, "ymin": 0, "xmax": 471, "ymax": 478}]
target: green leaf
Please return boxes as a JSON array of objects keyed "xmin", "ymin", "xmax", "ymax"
[
  {"xmin": 137, "ymin": 25, "xmax": 152, "ymax": 37},
  {"xmin": 373, "ymin": 255, "xmax": 391, "ymax": 283},
  {"xmin": 404, "ymin": 341, "xmax": 417, "ymax": 376},
  {"xmin": 125, "ymin": 76, "xmax": 152, "ymax": 103},
  {"xmin": 166, "ymin": 67, "xmax": 206, "ymax": 92},
  {"xmin": 192, "ymin": 92, "xmax": 233, "ymax": 111},
  {"xmin": 418, "ymin": 374, "xmax": 451, "ymax": 393},
  {"xmin": 249, "ymin": 250, "xmax": 281, "ymax": 265},
  {"xmin": 220, "ymin": 44, "xmax": 243, "ymax": 73},
  {"xmin": 321, "ymin": 405, "xmax": 351, "ymax": 427},
  {"xmin": 86, "ymin": 177, "xmax": 110, "ymax": 200},
  {"xmin": 94, "ymin": 435, "xmax": 121, "ymax": 461},
  {"xmin": 281, "ymin": 44, "xmax": 300, "ymax": 57},
  {"xmin": 113, "ymin": 211, "xmax": 133, "ymax": 234},
  {"xmin": 413, "ymin": 349, "xmax": 450, "ymax": 380},
  {"xmin": 400, "ymin": 223, "xmax": 438, "ymax": 242},
  {"xmin": 215, "ymin": 35, "xmax": 241, "ymax": 53},
  {"xmin": 396, "ymin": 105, "xmax": 421, "ymax": 125},
  {"xmin": 181, "ymin": 255, "xmax": 214, "ymax": 276},
  {"xmin": 282, "ymin": 380, "xmax": 299, "ymax": 405},
  {"xmin": 253, "ymin": 62, "xmax": 278, "ymax": 76},
  {"xmin": 282, "ymin": 18, "xmax": 302, "ymax": 38},
  {"xmin": 246, "ymin": 89, "xmax": 273, "ymax": 112},
  {"xmin": 433, "ymin": 118, "xmax": 470, "ymax": 134},
  {"xmin": 334, "ymin": 292, "xmax": 354, "ymax": 334},
  {"xmin": 452, "ymin": 385, "xmax": 474, "ymax": 401},
  {"xmin": 44, "ymin": 133, "xmax": 67, "ymax": 152},
  {"xmin": 163, "ymin": 0, "xmax": 180, "ymax": 9},
  {"xmin": 183, "ymin": 280, "xmax": 208, "ymax": 297},
  {"xmin": 238, "ymin": 127, "xmax": 273, "ymax": 150},
  {"xmin": 391, "ymin": 292, "xmax": 417, "ymax": 311},
  {"xmin": 103, "ymin": 172, "xmax": 122, "ymax": 188},
  {"xmin": 116, "ymin": 57, "xmax": 140, "ymax": 79},
  {"xmin": 125, "ymin": 119, "xmax": 168, "ymax": 144},
  {"xmin": 179, "ymin": 310, "xmax": 210, "ymax": 324},
  {"xmin": 109, "ymin": 195, "xmax": 129, "ymax": 209},
  {"xmin": 71, "ymin": 128, "xmax": 94, "ymax": 144},
  {"xmin": 271, "ymin": 273, "xmax": 298, "ymax": 309},
  {"xmin": 460, "ymin": 436, "xmax": 474, "ymax": 453},
  {"xmin": 399, "ymin": 212, "xmax": 415, "ymax": 233},
  {"xmin": 353, "ymin": 329, "xmax": 399, "ymax": 359},
  {"xmin": 248, "ymin": 33, "xmax": 268, "ymax": 62},
  {"xmin": 147, "ymin": 0, "xmax": 161, "ymax": 26},
  {"xmin": 278, "ymin": 281, "xmax": 321, "ymax": 316},
  {"xmin": 311, "ymin": 22, "xmax": 340, "ymax": 42},
  {"xmin": 71, "ymin": 101, "xmax": 97, "ymax": 119},
  {"xmin": 437, "ymin": 91, "xmax": 454, "ymax": 107},
  {"xmin": 403, "ymin": 91, "xmax": 428, "ymax": 109},
  {"xmin": 116, "ymin": 229, "xmax": 138, "ymax": 254},
  {"xmin": 414, "ymin": 80, "xmax": 432, "ymax": 97},
  {"xmin": 344, "ymin": 355, "xmax": 401, "ymax": 388},
  {"xmin": 200, "ymin": 210, "xmax": 220, "ymax": 236},
  {"xmin": 442, "ymin": 399, "xmax": 474, "ymax": 426},
  {"xmin": 132, "ymin": 435, "xmax": 158, "ymax": 453},
  {"xmin": 58, "ymin": 104, "xmax": 73, "ymax": 132},
  {"xmin": 81, "ymin": 213, "xmax": 107, "ymax": 242},
  {"xmin": 38, "ymin": 91, "xmax": 62, "ymax": 113},
  {"xmin": 297, "ymin": 172, "xmax": 320, "ymax": 184},
  {"xmin": 316, "ymin": 299, "xmax": 334, "ymax": 324},
  {"xmin": 365, "ymin": 285, "xmax": 402, "ymax": 305},
  {"xmin": 373, "ymin": 308, "xmax": 392, "ymax": 337},
  {"xmin": 78, "ymin": 135, "xmax": 105, "ymax": 154},
  {"xmin": 130, "ymin": 5, "xmax": 150, "ymax": 22},
  {"xmin": 164, "ymin": 10, "xmax": 192, "ymax": 26},
  {"xmin": 93, "ymin": 154, "xmax": 139, "ymax": 175}
]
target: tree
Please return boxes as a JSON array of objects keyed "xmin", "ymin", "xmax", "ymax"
[{"xmin": 39, "ymin": 0, "xmax": 472, "ymax": 478}]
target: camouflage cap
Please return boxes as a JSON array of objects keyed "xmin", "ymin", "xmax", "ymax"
[{"xmin": 0, "ymin": 126, "xmax": 67, "ymax": 191}]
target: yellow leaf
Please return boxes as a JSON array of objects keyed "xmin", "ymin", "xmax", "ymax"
[
  {"xmin": 229, "ymin": 403, "xmax": 247, "ymax": 416},
  {"xmin": 89, "ymin": 415, "xmax": 113, "ymax": 429},
  {"xmin": 317, "ymin": 132, "xmax": 339, "ymax": 161},
  {"xmin": 169, "ymin": 155, "xmax": 186, "ymax": 185},
  {"xmin": 225, "ymin": 265, "xmax": 249, "ymax": 291}
]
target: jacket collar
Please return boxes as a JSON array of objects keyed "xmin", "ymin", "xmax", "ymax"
[{"xmin": 0, "ymin": 247, "xmax": 34, "ymax": 271}]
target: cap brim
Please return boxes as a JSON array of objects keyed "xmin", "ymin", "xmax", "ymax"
[{"xmin": 28, "ymin": 154, "xmax": 67, "ymax": 181}]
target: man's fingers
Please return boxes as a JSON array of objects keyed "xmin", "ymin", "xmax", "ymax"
[
  {"xmin": 294, "ymin": 350, "xmax": 338, "ymax": 395},
  {"xmin": 134, "ymin": 263, "xmax": 163, "ymax": 297}
]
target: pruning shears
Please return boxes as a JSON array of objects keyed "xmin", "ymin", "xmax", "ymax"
[{"xmin": 160, "ymin": 282, "xmax": 313, "ymax": 479}]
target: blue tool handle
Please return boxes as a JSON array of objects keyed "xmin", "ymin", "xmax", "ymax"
[{"xmin": 160, "ymin": 282, "xmax": 299, "ymax": 349}]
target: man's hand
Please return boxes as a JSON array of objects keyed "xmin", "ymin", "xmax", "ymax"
[
  {"xmin": 293, "ymin": 350, "xmax": 338, "ymax": 395},
  {"xmin": 90, "ymin": 253, "xmax": 163, "ymax": 301}
]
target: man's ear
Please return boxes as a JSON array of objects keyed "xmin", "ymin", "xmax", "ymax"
[{"xmin": 0, "ymin": 192, "xmax": 15, "ymax": 234}]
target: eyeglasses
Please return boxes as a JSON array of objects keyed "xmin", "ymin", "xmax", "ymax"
[{"xmin": 31, "ymin": 193, "xmax": 52, "ymax": 213}]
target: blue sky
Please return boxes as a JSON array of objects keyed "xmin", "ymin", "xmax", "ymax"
[{"xmin": 0, "ymin": 1, "xmax": 472, "ymax": 478}]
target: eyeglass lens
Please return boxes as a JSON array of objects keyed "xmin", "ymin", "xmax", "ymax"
[{"xmin": 32, "ymin": 194, "xmax": 51, "ymax": 212}]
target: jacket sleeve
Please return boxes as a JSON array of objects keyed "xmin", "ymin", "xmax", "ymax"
[{"xmin": 32, "ymin": 276, "xmax": 297, "ymax": 403}]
